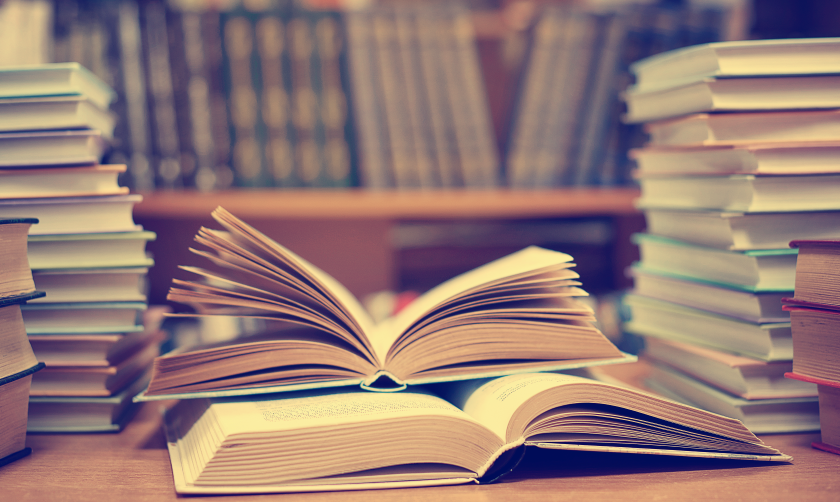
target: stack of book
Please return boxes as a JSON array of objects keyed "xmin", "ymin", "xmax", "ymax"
[
  {"xmin": 0, "ymin": 219, "xmax": 44, "ymax": 466},
  {"xmin": 783, "ymin": 240, "xmax": 840, "ymax": 455},
  {"xmin": 139, "ymin": 208, "xmax": 792, "ymax": 494},
  {"xmin": 0, "ymin": 63, "xmax": 159, "ymax": 432},
  {"xmin": 621, "ymin": 37, "xmax": 840, "ymax": 433}
]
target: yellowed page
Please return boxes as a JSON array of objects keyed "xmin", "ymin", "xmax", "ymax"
[{"xmin": 383, "ymin": 246, "xmax": 574, "ymax": 351}]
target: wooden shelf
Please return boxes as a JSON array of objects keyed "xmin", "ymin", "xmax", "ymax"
[{"xmin": 134, "ymin": 188, "xmax": 642, "ymax": 221}]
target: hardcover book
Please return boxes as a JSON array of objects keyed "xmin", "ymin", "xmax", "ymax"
[
  {"xmin": 164, "ymin": 372, "xmax": 790, "ymax": 494},
  {"xmin": 137, "ymin": 207, "xmax": 632, "ymax": 400}
]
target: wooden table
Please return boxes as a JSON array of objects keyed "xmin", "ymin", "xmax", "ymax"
[{"xmin": 3, "ymin": 400, "xmax": 839, "ymax": 501}]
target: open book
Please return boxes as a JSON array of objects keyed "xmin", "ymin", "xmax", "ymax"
[
  {"xmin": 164, "ymin": 372, "xmax": 790, "ymax": 494},
  {"xmin": 138, "ymin": 207, "xmax": 630, "ymax": 400}
]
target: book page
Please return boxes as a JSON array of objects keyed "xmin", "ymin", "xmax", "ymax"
[
  {"xmin": 382, "ymin": 246, "xmax": 574, "ymax": 351},
  {"xmin": 448, "ymin": 372, "xmax": 590, "ymax": 442},
  {"xmin": 211, "ymin": 388, "xmax": 488, "ymax": 436}
]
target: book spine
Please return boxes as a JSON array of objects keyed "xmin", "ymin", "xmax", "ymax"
[
  {"xmin": 345, "ymin": 10, "xmax": 391, "ymax": 188},
  {"xmin": 118, "ymin": 0, "xmax": 155, "ymax": 191},
  {"xmin": 166, "ymin": 5, "xmax": 198, "ymax": 189},
  {"xmin": 395, "ymin": 6, "xmax": 437, "ymax": 188},
  {"xmin": 449, "ymin": 6, "xmax": 499, "ymax": 188},
  {"xmin": 141, "ymin": 0, "xmax": 184, "ymax": 190},
  {"xmin": 505, "ymin": 7, "xmax": 564, "ymax": 188},
  {"xmin": 373, "ymin": 6, "xmax": 417, "ymax": 189},
  {"xmin": 179, "ymin": 9, "xmax": 218, "ymax": 191},
  {"xmin": 201, "ymin": 9, "xmax": 235, "ymax": 189},
  {"xmin": 313, "ymin": 11, "xmax": 355, "ymax": 187},
  {"xmin": 254, "ymin": 10, "xmax": 295, "ymax": 187},
  {"xmin": 415, "ymin": 7, "xmax": 459, "ymax": 188},
  {"xmin": 287, "ymin": 13, "xmax": 324, "ymax": 186},
  {"xmin": 221, "ymin": 9, "xmax": 270, "ymax": 187}
]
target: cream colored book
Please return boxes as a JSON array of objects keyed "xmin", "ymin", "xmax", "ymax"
[
  {"xmin": 137, "ymin": 207, "xmax": 631, "ymax": 400},
  {"xmin": 164, "ymin": 372, "xmax": 790, "ymax": 494}
]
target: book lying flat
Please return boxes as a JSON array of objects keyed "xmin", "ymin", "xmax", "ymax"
[
  {"xmin": 27, "ymin": 369, "xmax": 149, "ymax": 433},
  {"xmin": 30, "ymin": 337, "xmax": 159, "ymax": 397},
  {"xmin": 0, "ymin": 292, "xmax": 46, "ymax": 380},
  {"xmin": 163, "ymin": 372, "xmax": 790, "ymax": 494},
  {"xmin": 30, "ymin": 267, "xmax": 148, "ymax": 304},
  {"xmin": 645, "ymin": 110, "xmax": 840, "ymax": 147},
  {"xmin": 27, "ymin": 231, "xmax": 155, "ymax": 270},
  {"xmin": 0, "ymin": 130, "xmax": 106, "ymax": 167},
  {"xmin": 623, "ymin": 294, "xmax": 792, "ymax": 362},
  {"xmin": 642, "ymin": 209, "xmax": 840, "ymax": 251},
  {"xmin": 783, "ymin": 305, "xmax": 840, "ymax": 383},
  {"xmin": 0, "ymin": 218, "xmax": 38, "ymax": 298},
  {"xmin": 0, "ymin": 62, "xmax": 116, "ymax": 109},
  {"xmin": 628, "ymin": 37, "xmax": 840, "ymax": 93},
  {"xmin": 21, "ymin": 301, "xmax": 147, "ymax": 334},
  {"xmin": 647, "ymin": 363, "xmax": 819, "ymax": 434},
  {"xmin": 630, "ymin": 267, "xmax": 789, "ymax": 324},
  {"xmin": 635, "ymin": 173, "xmax": 840, "ymax": 212},
  {"xmin": 787, "ymin": 239, "xmax": 840, "ymax": 310},
  {"xmin": 624, "ymin": 75, "xmax": 840, "ymax": 123},
  {"xmin": 644, "ymin": 338, "xmax": 816, "ymax": 400},
  {"xmin": 28, "ymin": 329, "xmax": 160, "ymax": 366},
  {"xmin": 0, "ymin": 364, "xmax": 44, "ymax": 463},
  {"xmin": 633, "ymin": 233, "xmax": 798, "ymax": 291},
  {"xmin": 0, "ymin": 194, "xmax": 142, "ymax": 235},
  {"xmin": 0, "ymin": 164, "xmax": 129, "ymax": 199},
  {"xmin": 0, "ymin": 96, "xmax": 115, "ymax": 138},
  {"xmin": 137, "ymin": 207, "xmax": 631, "ymax": 400},
  {"xmin": 631, "ymin": 142, "xmax": 840, "ymax": 176}
]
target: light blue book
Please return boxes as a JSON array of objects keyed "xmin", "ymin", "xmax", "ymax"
[
  {"xmin": 0, "ymin": 62, "xmax": 116, "ymax": 109},
  {"xmin": 633, "ymin": 233, "xmax": 798, "ymax": 291},
  {"xmin": 20, "ymin": 301, "xmax": 146, "ymax": 335},
  {"xmin": 27, "ymin": 230, "xmax": 155, "ymax": 271}
]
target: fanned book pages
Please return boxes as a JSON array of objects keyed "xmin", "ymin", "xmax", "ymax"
[
  {"xmin": 163, "ymin": 372, "xmax": 790, "ymax": 494},
  {"xmin": 137, "ymin": 207, "xmax": 632, "ymax": 400}
]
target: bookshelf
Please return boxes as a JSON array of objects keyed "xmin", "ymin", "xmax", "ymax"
[{"xmin": 134, "ymin": 187, "xmax": 644, "ymax": 304}]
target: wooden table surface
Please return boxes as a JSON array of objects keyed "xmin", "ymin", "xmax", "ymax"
[{"xmin": 2, "ymin": 400, "xmax": 839, "ymax": 502}]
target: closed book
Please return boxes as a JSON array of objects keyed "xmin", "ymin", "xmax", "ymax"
[
  {"xmin": 30, "ymin": 267, "xmax": 148, "ymax": 304},
  {"xmin": 624, "ymin": 75, "xmax": 840, "ymax": 123},
  {"xmin": 30, "ymin": 337, "xmax": 158, "ymax": 397},
  {"xmin": 646, "ymin": 362, "xmax": 819, "ymax": 434},
  {"xmin": 631, "ymin": 142, "xmax": 840, "ymax": 176},
  {"xmin": 27, "ymin": 368, "xmax": 149, "ymax": 433},
  {"xmin": 630, "ymin": 267, "xmax": 789, "ymax": 323},
  {"xmin": 0, "ymin": 130, "xmax": 106, "ymax": 167},
  {"xmin": 644, "ymin": 338, "xmax": 816, "ymax": 399},
  {"xmin": 0, "ymin": 194, "xmax": 142, "ymax": 235},
  {"xmin": 0, "ymin": 96, "xmax": 115, "ymax": 138},
  {"xmin": 0, "ymin": 62, "xmax": 116, "ymax": 109},
  {"xmin": 644, "ymin": 109, "xmax": 840, "ymax": 147},
  {"xmin": 635, "ymin": 173, "xmax": 840, "ymax": 212},
  {"xmin": 783, "ymin": 306, "xmax": 840, "ymax": 383},
  {"xmin": 27, "ymin": 230, "xmax": 155, "ymax": 270},
  {"xmin": 629, "ymin": 37, "xmax": 840, "ymax": 93},
  {"xmin": 0, "ymin": 293, "xmax": 46, "ymax": 380},
  {"xmin": 0, "ymin": 218, "xmax": 38, "ymax": 299},
  {"xmin": 0, "ymin": 363, "xmax": 45, "ymax": 463},
  {"xmin": 787, "ymin": 239, "xmax": 840, "ymax": 310},
  {"xmin": 623, "ymin": 294, "xmax": 792, "ymax": 361},
  {"xmin": 0, "ymin": 164, "xmax": 129, "ymax": 199},
  {"xmin": 642, "ymin": 209, "xmax": 840, "ymax": 251},
  {"xmin": 21, "ymin": 301, "xmax": 146, "ymax": 335},
  {"xmin": 633, "ymin": 233, "xmax": 798, "ymax": 291}
]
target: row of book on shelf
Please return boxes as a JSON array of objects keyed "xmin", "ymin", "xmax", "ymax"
[
  {"xmin": 617, "ymin": 37, "xmax": 840, "ymax": 444},
  {"xmin": 5, "ymin": 0, "xmax": 732, "ymax": 190},
  {"xmin": 0, "ymin": 60, "xmax": 160, "ymax": 468}
]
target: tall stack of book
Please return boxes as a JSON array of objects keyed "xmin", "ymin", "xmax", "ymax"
[
  {"xmin": 783, "ymin": 240, "xmax": 840, "ymax": 455},
  {"xmin": 139, "ymin": 208, "xmax": 793, "ymax": 494},
  {"xmin": 0, "ymin": 219, "xmax": 44, "ymax": 466},
  {"xmin": 0, "ymin": 63, "xmax": 160, "ymax": 432},
  {"xmin": 621, "ymin": 37, "xmax": 840, "ymax": 433}
]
